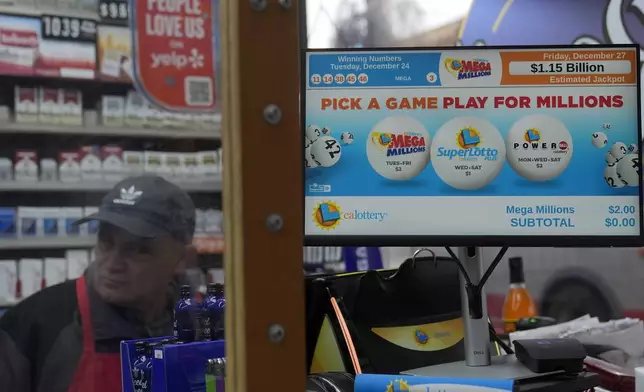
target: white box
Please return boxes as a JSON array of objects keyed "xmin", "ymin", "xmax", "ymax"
[
  {"xmin": 66, "ymin": 250, "xmax": 89, "ymax": 280},
  {"xmin": 157, "ymin": 153, "xmax": 173, "ymax": 179},
  {"xmin": 38, "ymin": 87, "xmax": 60, "ymax": 124},
  {"xmin": 164, "ymin": 152, "xmax": 183, "ymax": 180},
  {"xmin": 17, "ymin": 207, "xmax": 39, "ymax": 237},
  {"xmin": 19, "ymin": 259, "xmax": 43, "ymax": 299},
  {"xmin": 125, "ymin": 91, "xmax": 147, "ymax": 127},
  {"xmin": 60, "ymin": 89, "xmax": 83, "ymax": 126},
  {"xmin": 101, "ymin": 95, "xmax": 125, "ymax": 127},
  {"xmin": 14, "ymin": 150, "xmax": 38, "ymax": 182},
  {"xmin": 195, "ymin": 209, "xmax": 206, "ymax": 236},
  {"xmin": 147, "ymin": 106, "xmax": 165, "ymax": 128},
  {"xmin": 82, "ymin": 207, "xmax": 99, "ymax": 236},
  {"xmin": 205, "ymin": 209, "xmax": 224, "ymax": 235},
  {"xmin": 14, "ymin": 86, "xmax": 38, "ymax": 124},
  {"xmin": 79, "ymin": 145, "xmax": 103, "ymax": 181},
  {"xmin": 102, "ymin": 145, "xmax": 125, "ymax": 182},
  {"xmin": 42, "ymin": 207, "xmax": 62, "ymax": 236},
  {"xmin": 144, "ymin": 151, "xmax": 163, "ymax": 174},
  {"xmin": 0, "ymin": 158, "xmax": 12, "ymax": 182},
  {"xmin": 0, "ymin": 260, "xmax": 18, "ymax": 304},
  {"xmin": 59, "ymin": 151, "xmax": 81, "ymax": 183},
  {"xmin": 40, "ymin": 158, "xmax": 57, "ymax": 182},
  {"xmin": 123, "ymin": 150, "xmax": 144, "ymax": 175},
  {"xmin": 197, "ymin": 150, "xmax": 218, "ymax": 179},
  {"xmin": 61, "ymin": 207, "xmax": 83, "ymax": 236},
  {"xmin": 181, "ymin": 153, "xmax": 199, "ymax": 180},
  {"xmin": 44, "ymin": 258, "xmax": 67, "ymax": 287}
]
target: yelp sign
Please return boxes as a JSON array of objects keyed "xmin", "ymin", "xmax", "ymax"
[{"xmin": 150, "ymin": 48, "xmax": 205, "ymax": 70}]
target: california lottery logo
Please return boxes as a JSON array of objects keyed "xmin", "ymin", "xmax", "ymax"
[
  {"xmin": 506, "ymin": 115, "xmax": 573, "ymax": 182},
  {"xmin": 366, "ymin": 116, "xmax": 431, "ymax": 181},
  {"xmin": 313, "ymin": 201, "xmax": 342, "ymax": 230},
  {"xmin": 414, "ymin": 329, "xmax": 429, "ymax": 345},
  {"xmin": 444, "ymin": 57, "xmax": 492, "ymax": 80},
  {"xmin": 431, "ymin": 117, "xmax": 506, "ymax": 190},
  {"xmin": 386, "ymin": 379, "xmax": 410, "ymax": 392}
]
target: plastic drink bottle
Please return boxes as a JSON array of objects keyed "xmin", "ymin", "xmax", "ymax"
[
  {"xmin": 204, "ymin": 283, "xmax": 225, "ymax": 340},
  {"xmin": 174, "ymin": 285, "xmax": 198, "ymax": 342},
  {"xmin": 503, "ymin": 257, "xmax": 537, "ymax": 333},
  {"xmin": 131, "ymin": 341, "xmax": 148, "ymax": 392}
]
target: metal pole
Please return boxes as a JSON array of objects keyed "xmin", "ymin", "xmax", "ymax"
[
  {"xmin": 457, "ymin": 246, "xmax": 491, "ymax": 366},
  {"xmin": 299, "ymin": 0, "xmax": 308, "ymax": 48}
]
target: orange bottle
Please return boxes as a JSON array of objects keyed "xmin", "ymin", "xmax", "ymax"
[{"xmin": 502, "ymin": 257, "xmax": 537, "ymax": 333}]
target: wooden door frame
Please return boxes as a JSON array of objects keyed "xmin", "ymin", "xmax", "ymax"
[{"xmin": 220, "ymin": 0, "xmax": 305, "ymax": 391}]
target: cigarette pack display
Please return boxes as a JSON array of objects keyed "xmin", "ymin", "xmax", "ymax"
[
  {"xmin": 82, "ymin": 206, "xmax": 99, "ymax": 236},
  {"xmin": 164, "ymin": 152, "xmax": 183, "ymax": 179},
  {"xmin": 62, "ymin": 207, "xmax": 83, "ymax": 236},
  {"xmin": 157, "ymin": 153, "xmax": 173, "ymax": 179},
  {"xmin": 101, "ymin": 95, "xmax": 125, "ymax": 127},
  {"xmin": 38, "ymin": 87, "xmax": 61, "ymax": 124},
  {"xmin": 59, "ymin": 151, "xmax": 82, "ymax": 183},
  {"xmin": 204, "ymin": 209, "xmax": 223, "ymax": 235},
  {"xmin": 123, "ymin": 150, "xmax": 144, "ymax": 175},
  {"xmin": 15, "ymin": 151, "xmax": 38, "ymax": 182},
  {"xmin": 44, "ymin": 258, "xmax": 67, "ymax": 287},
  {"xmin": 66, "ymin": 250, "xmax": 89, "ymax": 280},
  {"xmin": 14, "ymin": 86, "xmax": 39, "ymax": 124},
  {"xmin": 147, "ymin": 106, "xmax": 165, "ymax": 128},
  {"xmin": 42, "ymin": 207, "xmax": 60, "ymax": 236},
  {"xmin": 18, "ymin": 258, "xmax": 43, "ymax": 299},
  {"xmin": 195, "ymin": 209, "xmax": 206, "ymax": 236},
  {"xmin": 17, "ymin": 207, "xmax": 39, "ymax": 237},
  {"xmin": 125, "ymin": 91, "xmax": 147, "ymax": 127},
  {"xmin": 61, "ymin": 89, "xmax": 83, "ymax": 126},
  {"xmin": 0, "ymin": 208, "xmax": 16, "ymax": 237},
  {"xmin": 40, "ymin": 158, "xmax": 57, "ymax": 182},
  {"xmin": 80, "ymin": 145, "xmax": 103, "ymax": 181},
  {"xmin": 144, "ymin": 151, "xmax": 163, "ymax": 174},
  {"xmin": 0, "ymin": 260, "xmax": 17, "ymax": 305},
  {"xmin": 182, "ymin": 153, "xmax": 199, "ymax": 180},
  {"xmin": 0, "ymin": 158, "xmax": 12, "ymax": 182},
  {"xmin": 102, "ymin": 145, "xmax": 125, "ymax": 182},
  {"xmin": 197, "ymin": 151, "xmax": 219, "ymax": 179}
]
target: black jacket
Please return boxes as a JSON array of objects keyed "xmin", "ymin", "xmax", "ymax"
[{"xmin": 0, "ymin": 276, "xmax": 173, "ymax": 392}]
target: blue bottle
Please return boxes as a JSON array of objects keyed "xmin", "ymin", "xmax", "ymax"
[
  {"xmin": 141, "ymin": 342, "xmax": 161, "ymax": 392},
  {"xmin": 204, "ymin": 283, "xmax": 226, "ymax": 340},
  {"xmin": 131, "ymin": 341, "xmax": 148, "ymax": 392},
  {"xmin": 173, "ymin": 285, "xmax": 198, "ymax": 342}
]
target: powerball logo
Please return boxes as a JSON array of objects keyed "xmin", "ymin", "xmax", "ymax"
[
  {"xmin": 312, "ymin": 201, "xmax": 388, "ymax": 230},
  {"xmin": 370, "ymin": 131, "xmax": 428, "ymax": 157},
  {"xmin": 435, "ymin": 127, "xmax": 500, "ymax": 161},
  {"xmin": 514, "ymin": 128, "xmax": 569, "ymax": 152},
  {"xmin": 444, "ymin": 58, "xmax": 492, "ymax": 80}
]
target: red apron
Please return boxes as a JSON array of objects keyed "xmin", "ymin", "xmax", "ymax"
[{"xmin": 68, "ymin": 276, "xmax": 122, "ymax": 392}]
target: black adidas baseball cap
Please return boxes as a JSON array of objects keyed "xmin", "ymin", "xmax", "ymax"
[{"xmin": 75, "ymin": 175, "xmax": 196, "ymax": 242}]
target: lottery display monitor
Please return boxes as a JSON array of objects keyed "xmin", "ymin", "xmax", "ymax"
[{"xmin": 302, "ymin": 45, "xmax": 643, "ymax": 247}]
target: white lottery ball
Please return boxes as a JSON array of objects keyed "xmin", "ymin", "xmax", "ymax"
[
  {"xmin": 306, "ymin": 124, "xmax": 321, "ymax": 144},
  {"xmin": 506, "ymin": 115, "xmax": 573, "ymax": 182},
  {"xmin": 310, "ymin": 136, "xmax": 342, "ymax": 167},
  {"xmin": 431, "ymin": 116, "xmax": 505, "ymax": 190},
  {"xmin": 609, "ymin": 142, "xmax": 628, "ymax": 161},
  {"xmin": 628, "ymin": 143, "xmax": 639, "ymax": 153},
  {"xmin": 304, "ymin": 145, "xmax": 319, "ymax": 168},
  {"xmin": 366, "ymin": 116, "xmax": 431, "ymax": 181},
  {"xmin": 616, "ymin": 153, "xmax": 640, "ymax": 187},
  {"xmin": 340, "ymin": 132, "xmax": 354, "ymax": 145},
  {"xmin": 321, "ymin": 126, "xmax": 332, "ymax": 135},
  {"xmin": 591, "ymin": 132, "xmax": 608, "ymax": 148},
  {"xmin": 604, "ymin": 164, "xmax": 625, "ymax": 188},
  {"xmin": 606, "ymin": 151, "xmax": 618, "ymax": 165}
]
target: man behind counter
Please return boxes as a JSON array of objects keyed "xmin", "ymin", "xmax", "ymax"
[{"xmin": 0, "ymin": 175, "xmax": 197, "ymax": 392}]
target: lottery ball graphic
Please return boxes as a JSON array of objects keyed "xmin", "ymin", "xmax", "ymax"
[
  {"xmin": 606, "ymin": 151, "xmax": 618, "ymax": 166},
  {"xmin": 506, "ymin": 114, "xmax": 573, "ymax": 182},
  {"xmin": 431, "ymin": 116, "xmax": 505, "ymax": 190},
  {"xmin": 609, "ymin": 142, "xmax": 628, "ymax": 161},
  {"xmin": 321, "ymin": 126, "xmax": 332, "ymax": 135},
  {"xmin": 341, "ymin": 132, "xmax": 354, "ymax": 145},
  {"xmin": 616, "ymin": 153, "xmax": 640, "ymax": 187},
  {"xmin": 591, "ymin": 132, "xmax": 608, "ymax": 148},
  {"xmin": 304, "ymin": 144, "xmax": 319, "ymax": 168},
  {"xmin": 366, "ymin": 116, "xmax": 431, "ymax": 181},
  {"xmin": 306, "ymin": 124, "xmax": 321, "ymax": 144},
  {"xmin": 628, "ymin": 143, "xmax": 639, "ymax": 153},
  {"xmin": 310, "ymin": 136, "xmax": 342, "ymax": 167},
  {"xmin": 604, "ymin": 164, "xmax": 625, "ymax": 188}
]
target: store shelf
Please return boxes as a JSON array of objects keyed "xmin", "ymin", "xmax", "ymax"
[
  {"xmin": 0, "ymin": 177, "xmax": 222, "ymax": 192},
  {"xmin": 0, "ymin": 121, "xmax": 221, "ymax": 140},
  {"xmin": 0, "ymin": 236, "xmax": 96, "ymax": 250}
]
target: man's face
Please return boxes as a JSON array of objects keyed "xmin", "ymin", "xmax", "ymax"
[{"xmin": 93, "ymin": 223, "xmax": 186, "ymax": 307}]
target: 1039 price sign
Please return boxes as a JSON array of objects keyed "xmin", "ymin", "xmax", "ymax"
[
  {"xmin": 99, "ymin": 0, "xmax": 129, "ymax": 25},
  {"xmin": 41, "ymin": 15, "xmax": 97, "ymax": 42}
]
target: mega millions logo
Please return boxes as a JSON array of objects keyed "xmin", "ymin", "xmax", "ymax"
[
  {"xmin": 444, "ymin": 57, "xmax": 492, "ymax": 80},
  {"xmin": 370, "ymin": 131, "xmax": 428, "ymax": 157},
  {"xmin": 513, "ymin": 128, "xmax": 570, "ymax": 153},
  {"xmin": 313, "ymin": 201, "xmax": 388, "ymax": 230},
  {"xmin": 386, "ymin": 379, "xmax": 410, "ymax": 392}
]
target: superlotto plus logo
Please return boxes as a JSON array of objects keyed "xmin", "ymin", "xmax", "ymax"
[
  {"xmin": 513, "ymin": 128, "xmax": 569, "ymax": 152},
  {"xmin": 435, "ymin": 127, "xmax": 500, "ymax": 161},
  {"xmin": 371, "ymin": 131, "xmax": 428, "ymax": 157},
  {"xmin": 444, "ymin": 57, "xmax": 492, "ymax": 80},
  {"xmin": 312, "ymin": 201, "xmax": 388, "ymax": 231}
]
